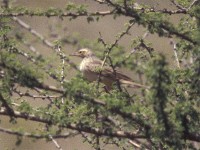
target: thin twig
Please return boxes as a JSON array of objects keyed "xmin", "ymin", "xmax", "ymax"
[
  {"xmin": 0, "ymin": 108, "xmax": 146, "ymax": 140},
  {"xmin": 5, "ymin": 35, "xmax": 63, "ymax": 81},
  {"xmin": 12, "ymin": 17, "xmax": 53, "ymax": 48},
  {"xmin": 128, "ymin": 140, "xmax": 142, "ymax": 149},
  {"xmin": 104, "ymin": 0, "xmax": 197, "ymax": 44},
  {"xmin": 0, "ymin": 126, "xmax": 77, "ymax": 139},
  {"xmin": 170, "ymin": 39, "xmax": 180, "ymax": 69},
  {"xmin": 55, "ymin": 45, "xmax": 65, "ymax": 103},
  {"xmin": 80, "ymin": 132, "xmax": 95, "ymax": 146},
  {"xmin": 1, "ymin": 10, "xmax": 114, "ymax": 17},
  {"xmin": 33, "ymin": 88, "xmax": 55, "ymax": 103},
  {"xmin": 12, "ymin": 17, "xmax": 78, "ymax": 70},
  {"xmin": 8, "ymin": 46, "xmax": 36, "ymax": 63},
  {"xmin": 0, "ymin": 100, "xmax": 199, "ymax": 142},
  {"xmin": 13, "ymin": 88, "xmax": 60, "ymax": 99},
  {"xmin": 49, "ymin": 134, "xmax": 63, "ymax": 150},
  {"xmin": 115, "ymin": 31, "xmax": 151, "ymax": 67},
  {"xmin": 97, "ymin": 21, "xmax": 135, "ymax": 90},
  {"xmin": 170, "ymin": 0, "xmax": 186, "ymax": 10},
  {"xmin": 187, "ymin": 0, "xmax": 198, "ymax": 10}
]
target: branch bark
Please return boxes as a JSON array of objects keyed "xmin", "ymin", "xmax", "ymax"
[{"xmin": 0, "ymin": 109, "xmax": 146, "ymax": 140}]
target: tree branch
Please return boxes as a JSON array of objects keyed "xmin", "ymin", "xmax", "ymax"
[
  {"xmin": 103, "ymin": 0, "xmax": 197, "ymax": 45},
  {"xmin": 0, "ymin": 10, "xmax": 114, "ymax": 17},
  {"xmin": 0, "ymin": 94, "xmax": 15, "ymax": 117},
  {"xmin": 12, "ymin": 17, "xmax": 78, "ymax": 70},
  {"xmin": 0, "ymin": 109, "xmax": 146, "ymax": 140},
  {"xmin": 0, "ymin": 126, "xmax": 77, "ymax": 139}
]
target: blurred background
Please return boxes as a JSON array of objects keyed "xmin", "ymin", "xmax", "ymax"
[{"xmin": 0, "ymin": 0, "xmax": 182, "ymax": 149}]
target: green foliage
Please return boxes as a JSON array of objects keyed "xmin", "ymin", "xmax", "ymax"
[
  {"xmin": 146, "ymin": 55, "xmax": 171, "ymax": 139},
  {"xmin": 65, "ymin": 2, "xmax": 87, "ymax": 14},
  {"xmin": 64, "ymin": 75, "xmax": 99, "ymax": 97},
  {"xmin": 176, "ymin": 0, "xmax": 191, "ymax": 7},
  {"xmin": 0, "ymin": 51, "xmax": 43, "ymax": 87},
  {"xmin": 17, "ymin": 101, "xmax": 33, "ymax": 113},
  {"xmin": 100, "ymin": 90, "xmax": 128, "ymax": 110},
  {"xmin": 189, "ymin": 46, "xmax": 200, "ymax": 100},
  {"xmin": 0, "ymin": 18, "xmax": 11, "ymax": 36},
  {"xmin": 0, "ymin": 0, "xmax": 200, "ymax": 149}
]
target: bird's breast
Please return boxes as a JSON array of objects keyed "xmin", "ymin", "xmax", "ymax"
[
  {"xmin": 79, "ymin": 57, "xmax": 99, "ymax": 82},
  {"xmin": 79, "ymin": 58, "xmax": 91, "ymax": 71}
]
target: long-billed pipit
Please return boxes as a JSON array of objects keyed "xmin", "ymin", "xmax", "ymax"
[{"xmin": 70, "ymin": 48, "xmax": 148, "ymax": 91}]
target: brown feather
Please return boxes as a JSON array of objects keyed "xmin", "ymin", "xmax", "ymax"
[{"xmin": 71, "ymin": 48, "xmax": 148, "ymax": 90}]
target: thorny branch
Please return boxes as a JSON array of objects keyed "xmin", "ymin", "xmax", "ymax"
[
  {"xmin": 97, "ymin": 21, "xmax": 135, "ymax": 90},
  {"xmin": 102, "ymin": 0, "xmax": 197, "ymax": 45},
  {"xmin": 0, "ymin": 0, "xmax": 197, "ymax": 17},
  {"xmin": 170, "ymin": 39, "xmax": 180, "ymax": 68},
  {"xmin": 4, "ymin": 41, "xmax": 64, "ymax": 81},
  {"xmin": 0, "ymin": 1, "xmax": 197, "ymax": 45},
  {"xmin": 48, "ymin": 134, "xmax": 63, "ymax": 150},
  {"xmin": 0, "ymin": 60, "xmax": 64, "ymax": 93},
  {"xmin": 170, "ymin": 0, "xmax": 186, "ymax": 10},
  {"xmin": 15, "ymin": 35, "xmax": 39, "ymax": 55},
  {"xmin": 12, "ymin": 17, "xmax": 78, "ymax": 70},
  {"xmin": 0, "ymin": 109, "xmax": 146, "ymax": 140},
  {"xmin": 0, "ymin": 0, "xmax": 199, "ymax": 148},
  {"xmin": 55, "ymin": 45, "xmax": 65, "ymax": 103},
  {"xmin": 0, "ymin": 10, "xmax": 114, "ymax": 17},
  {"xmin": 12, "ymin": 17, "xmax": 53, "ymax": 48},
  {"xmin": 0, "ymin": 126, "xmax": 78, "ymax": 139},
  {"xmin": 0, "ymin": 83, "xmax": 200, "ymax": 143},
  {"xmin": 13, "ymin": 88, "xmax": 60, "ymax": 99},
  {"xmin": 187, "ymin": 0, "xmax": 198, "ymax": 10}
]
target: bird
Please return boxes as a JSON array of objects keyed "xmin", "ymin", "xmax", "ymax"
[{"xmin": 70, "ymin": 48, "xmax": 148, "ymax": 91}]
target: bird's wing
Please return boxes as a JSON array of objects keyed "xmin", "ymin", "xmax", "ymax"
[
  {"xmin": 83, "ymin": 57, "xmax": 149, "ymax": 88},
  {"xmin": 82, "ymin": 57, "xmax": 133, "ymax": 81},
  {"xmin": 85, "ymin": 59, "xmax": 104, "ymax": 72},
  {"xmin": 85, "ymin": 58, "xmax": 132, "ymax": 81},
  {"xmin": 102, "ymin": 68, "xmax": 133, "ymax": 81}
]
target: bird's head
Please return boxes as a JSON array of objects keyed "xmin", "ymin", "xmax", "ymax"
[{"xmin": 70, "ymin": 48, "xmax": 95, "ymax": 58}]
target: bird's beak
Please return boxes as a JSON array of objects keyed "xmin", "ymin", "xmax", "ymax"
[{"xmin": 69, "ymin": 51, "xmax": 79, "ymax": 57}]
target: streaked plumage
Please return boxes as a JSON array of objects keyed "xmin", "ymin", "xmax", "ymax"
[{"xmin": 70, "ymin": 48, "xmax": 148, "ymax": 90}]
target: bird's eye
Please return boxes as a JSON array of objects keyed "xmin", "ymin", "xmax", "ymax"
[{"xmin": 79, "ymin": 51, "xmax": 85, "ymax": 54}]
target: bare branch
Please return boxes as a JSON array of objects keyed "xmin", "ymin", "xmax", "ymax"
[
  {"xmin": 16, "ymin": 35, "xmax": 40, "ymax": 56},
  {"xmin": 0, "ymin": 93, "xmax": 199, "ymax": 142},
  {"xmin": 55, "ymin": 45, "xmax": 65, "ymax": 86},
  {"xmin": 80, "ymin": 132, "xmax": 94, "ymax": 145},
  {"xmin": 97, "ymin": 21, "xmax": 135, "ymax": 91},
  {"xmin": 0, "ymin": 10, "xmax": 114, "ymax": 17},
  {"xmin": 170, "ymin": 39, "xmax": 180, "ymax": 68},
  {"xmin": 12, "ymin": 17, "xmax": 53, "ymax": 48},
  {"xmin": 36, "ymin": 82, "xmax": 64, "ymax": 93},
  {"xmin": 55, "ymin": 45, "xmax": 65, "ymax": 103},
  {"xmin": 10, "ymin": 47, "xmax": 36, "ymax": 63},
  {"xmin": 0, "ymin": 126, "xmax": 77, "ymax": 139},
  {"xmin": 170, "ymin": 0, "xmax": 186, "ymax": 10},
  {"xmin": 12, "ymin": 17, "xmax": 78, "ymax": 70},
  {"xmin": 13, "ymin": 88, "xmax": 60, "ymax": 99},
  {"xmin": 128, "ymin": 140, "xmax": 142, "ymax": 149},
  {"xmin": 0, "ymin": 109, "xmax": 146, "ymax": 140},
  {"xmin": 0, "ymin": 94, "xmax": 15, "ymax": 117},
  {"xmin": 187, "ymin": 0, "xmax": 199, "ymax": 10},
  {"xmin": 104, "ymin": 0, "xmax": 197, "ymax": 45},
  {"xmin": 48, "ymin": 134, "xmax": 63, "ymax": 150},
  {"xmin": 159, "ymin": 24, "xmax": 196, "ymax": 45}
]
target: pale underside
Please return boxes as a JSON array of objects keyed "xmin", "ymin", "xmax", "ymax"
[{"xmin": 79, "ymin": 56, "xmax": 133, "ymax": 90}]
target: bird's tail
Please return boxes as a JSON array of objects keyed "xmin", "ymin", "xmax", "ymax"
[{"xmin": 120, "ymin": 79, "xmax": 149, "ymax": 89}]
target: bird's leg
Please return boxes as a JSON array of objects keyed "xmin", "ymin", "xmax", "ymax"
[
  {"xmin": 103, "ymin": 86, "xmax": 111, "ymax": 94},
  {"xmin": 115, "ymin": 79, "xmax": 122, "ymax": 92}
]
